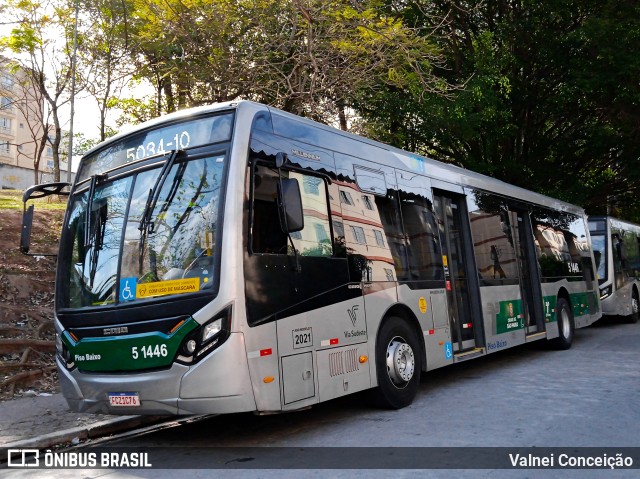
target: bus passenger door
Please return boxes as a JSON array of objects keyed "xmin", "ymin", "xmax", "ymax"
[
  {"xmin": 509, "ymin": 209, "xmax": 545, "ymax": 335},
  {"xmin": 434, "ymin": 192, "xmax": 483, "ymax": 353}
]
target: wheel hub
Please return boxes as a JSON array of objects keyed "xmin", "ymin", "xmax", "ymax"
[{"xmin": 386, "ymin": 337, "xmax": 415, "ymax": 388}]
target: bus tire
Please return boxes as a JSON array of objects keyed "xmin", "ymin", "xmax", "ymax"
[
  {"xmin": 550, "ymin": 297, "xmax": 574, "ymax": 350},
  {"xmin": 629, "ymin": 290, "xmax": 639, "ymax": 324},
  {"xmin": 370, "ymin": 317, "xmax": 421, "ymax": 409}
]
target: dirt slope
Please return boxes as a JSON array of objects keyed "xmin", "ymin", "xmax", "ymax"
[{"xmin": 0, "ymin": 209, "xmax": 64, "ymax": 400}]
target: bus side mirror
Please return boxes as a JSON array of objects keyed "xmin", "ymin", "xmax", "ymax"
[
  {"xmin": 277, "ymin": 178, "xmax": 304, "ymax": 233},
  {"xmin": 20, "ymin": 204, "xmax": 34, "ymax": 254},
  {"xmin": 19, "ymin": 182, "xmax": 70, "ymax": 257},
  {"xmin": 275, "ymin": 152, "xmax": 288, "ymax": 168}
]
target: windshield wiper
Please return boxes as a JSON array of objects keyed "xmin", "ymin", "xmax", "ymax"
[
  {"xmin": 138, "ymin": 149, "xmax": 181, "ymax": 274},
  {"xmin": 139, "ymin": 149, "xmax": 181, "ymax": 235},
  {"xmin": 84, "ymin": 174, "xmax": 106, "ymax": 249},
  {"xmin": 88, "ymin": 203, "xmax": 108, "ymax": 288}
]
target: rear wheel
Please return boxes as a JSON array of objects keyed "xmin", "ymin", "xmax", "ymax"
[
  {"xmin": 549, "ymin": 297, "xmax": 574, "ymax": 350},
  {"xmin": 628, "ymin": 290, "xmax": 639, "ymax": 324},
  {"xmin": 371, "ymin": 317, "xmax": 421, "ymax": 409}
]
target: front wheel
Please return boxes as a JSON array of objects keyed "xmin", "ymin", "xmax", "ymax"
[
  {"xmin": 370, "ymin": 317, "xmax": 421, "ymax": 409},
  {"xmin": 549, "ymin": 297, "xmax": 574, "ymax": 350}
]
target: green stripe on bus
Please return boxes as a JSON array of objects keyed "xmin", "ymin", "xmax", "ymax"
[{"xmin": 61, "ymin": 317, "xmax": 199, "ymax": 372}]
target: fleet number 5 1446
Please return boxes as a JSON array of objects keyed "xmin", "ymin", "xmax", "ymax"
[{"xmin": 131, "ymin": 344, "xmax": 168, "ymax": 360}]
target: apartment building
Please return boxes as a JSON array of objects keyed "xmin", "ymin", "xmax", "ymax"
[{"xmin": 0, "ymin": 56, "xmax": 71, "ymax": 189}]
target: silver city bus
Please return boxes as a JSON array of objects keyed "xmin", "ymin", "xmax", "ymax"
[
  {"xmin": 21, "ymin": 101, "xmax": 601, "ymax": 414},
  {"xmin": 588, "ymin": 216, "xmax": 640, "ymax": 322}
]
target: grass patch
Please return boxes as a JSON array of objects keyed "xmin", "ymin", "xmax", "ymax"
[{"xmin": 0, "ymin": 190, "xmax": 68, "ymax": 210}]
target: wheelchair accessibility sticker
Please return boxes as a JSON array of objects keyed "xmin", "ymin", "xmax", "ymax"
[
  {"xmin": 119, "ymin": 278, "xmax": 138, "ymax": 302},
  {"xmin": 444, "ymin": 341, "xmax": 453, "ymax": 360}
]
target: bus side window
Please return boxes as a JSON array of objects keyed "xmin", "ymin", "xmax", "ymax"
[{"xmin": 251, "ymin": 165, "xmax": 333, "ymax": 257}]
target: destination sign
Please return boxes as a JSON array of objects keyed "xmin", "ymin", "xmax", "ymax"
[{"xmin": 77, "ymin": 112, "xmax": 233, "ymax": 182}]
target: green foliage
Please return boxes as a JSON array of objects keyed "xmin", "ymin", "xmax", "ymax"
[
  {"xmin": 354, "ymin": 0, "xmax": 640, "ymax": 221},
  {"xmin": 5, "ymin": 0, "xmax": 640, "ymax": 222}
]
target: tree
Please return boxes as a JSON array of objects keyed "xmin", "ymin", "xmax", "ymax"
[
  {"xmin": 1, "ymin": 0, "xmax": 77, "ymax": 182},
  {"xmin": 109, "ymin": 0, "xmax": 450, "ymax": 128},
  {"xmin": 76, "ymin": 0, "xmax": 134, "ymax": 141},
  {"xmin": 354, "ymin": 1, "xmax": 640, "ymax": 220}
]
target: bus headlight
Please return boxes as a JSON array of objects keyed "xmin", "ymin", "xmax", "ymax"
[
  {"xmin": 177, "ymin": 306, "xmax": 231, "ymax": 364},
  {"xmin": 600, "ymin": 285, "xmax": 612, "ymax": 300},
  {"xmin": 202, "ymin": 318, "xmax": 223, "ymax": 342}
]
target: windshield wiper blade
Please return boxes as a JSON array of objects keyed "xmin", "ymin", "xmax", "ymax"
[
  {"xmin": 88, "ymin": 203, "xmax": 108, "ymax": 288},
  {"xmin": 138, "ymin": 149, "xmax": 181, "ymax": 275},
  {"xmin": 139, "ymin": 149, "xmax": 180, "ymax": 235},
  {"xmin": 84, "ymin": 174, "xmax": 106, "ymax": 249}
]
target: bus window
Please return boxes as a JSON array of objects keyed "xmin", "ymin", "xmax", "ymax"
[
  {"xmin": 466, "ymin": 191, "xmax": 519, "ymax": 286},
  {"xmin": 372, "ymin": 190, "xmax": 407, "ymax": 282},
  {"xmin": 531, "ymin": 209, "xmax": 594, "ymax": 286},
  {"xmin": 396, "ymin": 175, "xmax": 443, "ymax": 283},
  {"xmin": 251, "ymin": 165, "xmax": 333, "ymax": 257},
  {"xmin": 621, "ymin": 230, "xmax": 640, "ymax": 278}
]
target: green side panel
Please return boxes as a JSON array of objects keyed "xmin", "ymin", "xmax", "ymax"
[
  {"xmin": 61, "ymin": 317, "xmax": 198, "ymax": 372},
  {"xmin": 570, "ymin": 291, "xmax": 599, "ymax": 317},
  {"xmin": 543, "ymin": 295, "xmax": 558, "ymax": 323},
  {"xmin": 543, "ymin": 291, "xmax": 598, "ymax": 323},
  {"xmin": 496, "ymin": 299, "xmax": 524, "ymax": 334}
]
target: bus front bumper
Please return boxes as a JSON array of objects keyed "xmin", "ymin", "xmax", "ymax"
[{"xmin": 57, "ymin": 332, "xmax": 257, "ymax": 415}]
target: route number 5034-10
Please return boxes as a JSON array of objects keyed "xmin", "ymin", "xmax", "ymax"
[
  {"xmin": 132, "ymin": 344, "xmax": 168, "ymax": 360},
  {"xmin": 126, "ymin": 131, "xmax": 191, "ymax": 162}
]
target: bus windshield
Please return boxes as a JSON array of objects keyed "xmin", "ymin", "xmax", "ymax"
[
  {"xmin": 590, "ymin": 233, "xmax": 607, "ymax": 284},
  {"xmin": 58, "ymin": 154, "xmax": 225, "ymax": 309},
  {"xmin": 57, "ymin": 114, "xmax": 233, "ymax": 310}
]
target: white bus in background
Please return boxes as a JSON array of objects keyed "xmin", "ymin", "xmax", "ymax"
[
  {"xmin": 588, "ymin": 216, "xmax": 640, "ymax": 323},
  {"xmin": 20, "ymin": 101, "xmax": 601, "ymax": 415}
]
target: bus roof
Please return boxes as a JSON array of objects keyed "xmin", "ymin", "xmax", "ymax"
[{"xmin": 82, "ymin": 100, "xmax": 585, "ymax": 216}]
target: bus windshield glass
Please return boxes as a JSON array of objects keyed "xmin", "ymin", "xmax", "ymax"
[
  {"xmin": 590, "ymin": 234, "xmax": 607, "ymax": 284},
  {"xmin": 58, "ymin": 114, "xmax": 232, "ymax": 309}
]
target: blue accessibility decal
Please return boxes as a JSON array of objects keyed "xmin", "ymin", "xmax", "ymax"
[
  {"xmin": 444, "ymin": 341, "xmax": 453, "ymax": 360},
  {"xmin": 119, "ymin": 277, "xmax": 137, "ymax": 302}
]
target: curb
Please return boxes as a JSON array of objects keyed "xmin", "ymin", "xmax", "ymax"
[{"xmin": 4, "ymin": 416, "xmax": 163, "ymax": 449}]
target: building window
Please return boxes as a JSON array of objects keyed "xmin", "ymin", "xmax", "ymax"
[
  {"xmin": 17, "ymin": 144, "xmax": 23, "ymax": 151},
  {"xmin": 333, "ymin": 220, "xmax": 344, "ymax": 238},
  {"xmin": 373, "ymin": 229, "xmax": 385, "ymax": 247},
  {"xmin": 0, "ymin": 116, "xmax": 10, "ymax": 132},
  {"xmin": 362, "ymin": 195, "xmax": 373, "ymax": 210},
  {"xmin": 19, "ymin": 122, "xmax": 24, "ymax": 129},
  {"xmin": 0, "ymin": 73, "xmax": 14, "ymax": 89},
  {"xmin": 0, "ymin": 141, "xmax": 10, "ymax": 154},
  {"xmin": 350, "ymin": 225, "xmax": 366, "ymax": 244},
  {"xmin": 303, "ymin": 176, "xmax": 321, "ymax": 196},
  {"xmin": 47, "ymin": 159, "xmax": 54, "ymax": 169},
  {"xmin": 46, "ymin": 147, "xmax": 53, "ymax": 156},
  {"xmin": 314, "ymin": 223, "xmax": 329, "ymax": 242},
  {"xmin": 362, "ymin": 265, "xmax": 373, "ymax": 282},
  {"xmin": 384, "ymin": 268, "xmax": 394, "ymax": 281},
  {"xmin": 0, "ymin": 97, "xmax": 12, "ymax": 112},
  {"xmin": 339, "ymin": 190, "xmax": 354, "ymax": 206}
]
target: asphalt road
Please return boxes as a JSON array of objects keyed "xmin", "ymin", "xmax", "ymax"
[{"xmin": 10, "ymin": 316, "xmax": 640, "ymax": 478}]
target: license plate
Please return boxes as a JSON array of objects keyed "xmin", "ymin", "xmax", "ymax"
[{"xmin": 108, "ymin": 392, "xmax": 140, "ymax": 407}]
